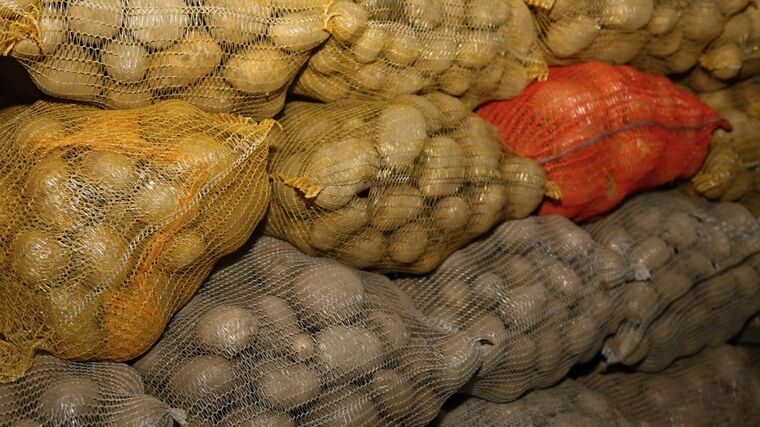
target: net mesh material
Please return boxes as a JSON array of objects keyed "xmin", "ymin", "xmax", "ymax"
[
  {"xmin": 0, "ymin": 0, "xmax": 333, "ymax": 119},
  {"xmin": 476, "ymin": 62, "xmax": 729, "ymax": 221},
  {"xmin": 133, "ymin": 236, "xmax": 482, "ymax": 427},
  {"xmin": 292, "ymin": 0, "xmax": 548, "ymax": 108},
  {"xmin": 687, "ymin": 77, "xmax": 760, "ymax": 216},
  {"xmin": 264, "ymin": 93, "xmax": 548, "ymax": 273},
  {"xmin": 0, "ymin": 354, "xmax": 183, "ymax": 426},
  {"xmin": 396, "ymin": 190, "xmax": 759, "ymax": 402},
  {"xmin": 433, "ymin": 379, "xmax": 633, "ymax": 427},
  {"xmin": 737, "ymin": 314, "xmax": 760, "ymax": 344},
  {"xmin": 533, "ymin": 0, "xmax": 750, "ymax": 75},
  {"xmin": 577, "ymin": 344, "xmax": 760, "ymax": 427},
  {"xmin": 0, "ymin": 100, "xmax": 272, "ymax": 383},
  {"xmin": 688, "ymin": 3, "xmax": 760, "ymax": 92}
]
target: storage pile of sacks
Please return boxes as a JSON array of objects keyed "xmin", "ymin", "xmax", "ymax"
[{"xmin": 0, "ymin": 0, "xmax": 758, "ymax": 425}]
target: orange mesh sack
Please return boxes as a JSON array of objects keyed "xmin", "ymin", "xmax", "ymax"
[
  {"xmin": 134, "ymin": 236, "xmax": 483, "ymax": 426},
  {"xmin": 0, "ymin": 354, "xmax": 183, "ymax": 426},
  {"xmin": 577, "ymin": 345, "xmax": 760, "ymax": 427},
  {"xmin": 533, "ymin": 0, "xmax": 748, "ymax": 75},
  {"xmin": 265, "ymin": 93, "xmax": 547, "ymax": 273},
  {"xmin": 434, "ymin": 380, "xmax": 633, "ymax": 427},
  {"xmin": 476, "ymin": 62, "xmax": 729, "ymax": 222},
  {"xmin": 0, "ymin": 100, "xmax": 272, "ymax": 382},
  {"xmin": 0, "ymin": 0, "xmax": 332, "ymax": 119},
  {"xmin": 292, "ymin": 0, "xmax": 548, "ymax": 108}
]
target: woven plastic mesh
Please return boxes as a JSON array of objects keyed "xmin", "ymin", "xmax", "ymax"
[
  {"xmin": 0, "ymin": 354, "xmax": 182, "ymax": 426},
  {"xmin": 134, "ymin": 236, "xmax": 483, "ymax": 426},
  {"xmin": 1, "ymin": 0, "xmax": 332, "ymax": 119},
  {"xmin": 477, "ymin": 62, "xmax": 729, "ymax": 221},
  {"xmin": 689, "ymin": 3, "xmax": 760, "ymax": 92},
  {"xmin": 586, "ymin": 192, "xmax": 760, "ymax": 366},
  {"xmin": 0, "ymin": 100, "xmax": 272, "ymax": 383},
  {"xmin": 533, "ymin": 0, "xmax": 749, "ymax": 75},
  {"xmin": 292, "ymin": 0, "xmax": 548, "ymax": 108},
  {"xmin": 577, "ymin": 344, "xmax": 760, "ymax": 427},
  {"xmin": 433, "ymin": 379, "xmax": 633, "ymax": 426},
  {"xmin": 264, "ymin": 93, "xmax": 547, "ymax": 273}
]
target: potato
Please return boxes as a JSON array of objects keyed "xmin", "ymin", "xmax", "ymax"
[
  {"xmin": 386, "ymin": 68, "xmax": 429, "ymax": 96},
  {"xmin": 353, "ymin": 28, "xmax": 387, "ymax": 63},
  {"xmin": 602, "ymin": 0, "xmax": 653, "ymax": 31},
  {"xmin": 565, "ymin": 314, "xmax": 597, "ymax": 358},
  {"xmin": 593, "ymin": 247, "xmax": 627, "ymax": 288},
  {"xmin": 355, "ymin": 62, "xmax": 388, "ymax": 90},
  {"xmin": 103, "ymin": 82, "xmax": 153, "ymax": 109},
  {"xmin": 437, "ymin": 278, "xmax": 472, "ymax": 311},
  {"xmin": 456, "ymin": 32, "xmax": 499, "ymax": 69},
  {"xmin": 701, "ymin": 225, "xmax": 731, "ymax": 259},
  {"xmin": 534, "ymin": 327, "xmax": 564, "ymax": 377},
  {"xmin": 204, "ymin": 0, "xmax": 269, "ymax": 44},
  {"xmin": 388, "ymin": 222, "xmax": 429, "ymax": 264},
  {"xmin": 111, "ymin": 395, "xmax": 176, "ymax": 427},
  {"xmin": 11, "ymin": 5, "xmax": 65, "ymax": 57},
  {"xmin": 309, "ymin": 199, "xmax": 369, "ymax": 251},
  {"xmin": 367, "ymin": 310, "xmax": 410, "ymax": 353},
  {"xmin": 76, "ymin": 224, "xmax": 129, "ymax": 285},
  {"xmin": 702, "ymin": 44, "xmax": 743, "ymax": 80},
  {"xmin": 100, "ymin": 37, "xmax": 149, "ymax": 84},
  {"xmin": 147, "ymin": 30, "xmax": 223, "ymax": 89},
  {"xmin": 733, "ymin": 263, "xmax": 760, "ymax": 298},
  {"xmin": 370, "ymin": 185, "xmax": 424, "ymax": 231},
  {"xmin": 466, "ymin": 184, "xmax": 507, "ymax": 234},
  {"xmin": 597, "ymin": 225, "xmax": 633, "ymax": 257},
  {"xmin": 255, "ymin": 362, "xmax": 320, "ymax": 409},
  {"xmin": 256, "ymin": 295, "xmax": 300, "ymax": 336},
  {"xmin": 67, "ymin": 0, "xmax": 123, "ymax": 45},
  {"xmin": 467, "ymin": 314, "xmax": 507, "ymax": 374},
  {"xmin": 180, "ymin": 76, "xmax": 240, "ymax": 114},
  {"xmin": 220, "ymin": 410, "xmax": 294, "ymax": 427},
  {"xmin": 630, "ymin": 236, "xmax": 671, "ymax": 280},
  {"xmin": 630, "ymin": 205, "xmax": 662, "ymax": 236},
  {"xmin": 498, "ymin": 282, "xmax": 547, "ymax": 323},
  {"xmin": 370, "ymin": 369, "xmax": 415, "ymax": 420},
  {"xmin": 652, "ymin": 270, "xmax": 692, "ymax": 304},
  {"xmin": 375, "ymin": 103, "xmax": 427, "ymax": 167},
  {"xmin": 417, "ymin": 38, "xmax": 457, "ymax": 74},
  {"xmin": 292, "ymin": 263, "xmax": 365, "ymax": 324},
  {"xmin": 306, "ymin": 386, "xmax": 381, "ymax": 426},
  {"xmin": 270, "ymin": 13, "xmax": 329, "ymax": 50},
  {"xmin": 662, "ymin": 211, "xmax": 699, "ymax": 249},
  {"xmin": 501, "ymin": 156, "xmax": 546, "ymax": 220},
  {"xmin": 544, "ymin": 16, "xmax": 599, "ymax": 58},
  {"xmin": 438, "ymin": 331, "xmax": 481, "ymax": 386},
  {"xmin": 31, "ymin": 45, "xmax": 102, "ymax": 101},
  {"xmin": 623, "ymin": 282, "xmax": 659, "ymax": 323},
  {"xmin": 170, "ymin": 356, "xmax": 234, "ymax": 402},
  {"xmin": 126, "ymin": 0, "xmax": 190, "ymax": 51},
  {"xmin": 647, "ymin": 29, "xmax": 683, "ymax": 58},
  {"xmin": 133, "ymin": 182, "xmax": 182, "ymax": 224},
  {"xmin": 544, "ymin": 217, "xmax": 595, "ymax": 260},
  {"xmin": 327, "ymin": 1, "xmax": 369, "ymax": 42},
  {"xmin": 79, "ymin": 150, "xmax": 138, "ymax": 191},
  {"xmin": 11, "ymin": 229, "xmax": 66, "ymax": 286},
  {"xmin": 383, "ymin": 30, "xmax": 421, "ymax": 66},
  {"xmin": 38, "ymin": 377, "xmax": 100, "ymax": 423},
  {"xmin": 680, "ymin": 2, "xmax": 723, "ymax": 41},
  {"xmin": 711, "ymin": 202, "xmax": 755, "ymax": 231},
  {"xmin": 418, "ymin": 136, "xmax": 466, "ymax": 197},
  {"xmin": 174, "ymin": 133, "xmax": 235, "ymax": 179},
  {"xmin": 433, "ymin": 196, "xmax": 471, "ymax": 230},
  {"xmin": 224, "ymin": 48, "xmax": 294, "ymax": 94},
  {"xmin": 437, "ymin": 66, "xmax": 472, "ymax": 96},
  {"xmin": 467, "ymin": 0, "xmax": 509, "ymax": 28},
  {"xmin": 196, "ymin": 305, "xmax": 257, "ymax": 355},
  {"xmin": 339, "ymin": 228, "xmax": 386, "ymax": 268},
  {"xmin": 315, "ymin": 325, "xmax": 383, "ymax": 381},
  {"xmin": 427, "ymin": 92, "xmax": 470, "ymax": 129}
]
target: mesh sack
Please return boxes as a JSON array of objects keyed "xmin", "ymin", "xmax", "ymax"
[
  {"xmin": 737, "ymin": 314, "xmax": 760, "ymax": 344},
  {"xmin": 585, "ymin": 191, "xmax": 760, "ymax": 366},
  {"xmin": 433, "ymin": 379, "xmax": 632, "ymax": 427},
  {"xmin": 533, "ymin": 0, "xmax": 748, "ymax": 75},
  {"xmin": 577, "ymin": 344, "xmax": 760, "ymax": 427},
  {"xmin": 0, "ymin": 0, "xmax": 333, "ymax": 119},
  {"xmin": 0, "ymin": 354, "xmax": 183, "ymax": 426},
  {"xmin": 134, "ymin": 236, "xmax": 483, "ymax": 426},
  {"xmin": 264, "ymin": 93, "xmax": 547, "ymax": 273},
  {"xmin": 0, "ymin": 100, "xmax": 272, "ymax": 382},
  {"xmin": 688, "ymin": 3, "xmax": 760, "ymax": 92},
  {"xmin": 476, "ymin": 62, "xmax": 730, "ymax": 222},
  {"xmin": 292, "ymin": 0, "xmax": 548, "ymax": 108}
]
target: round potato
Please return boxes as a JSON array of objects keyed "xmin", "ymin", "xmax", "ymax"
[
  {"xmin": 255, "ymin": 361, "xmax": 320, "ymax": 409},
  {"xmin": 101, "ymin": 37, "xmax": 149, "ymax": 84},
  {"xmin": 224, "ymin": 48, "xmax": 295, "ymax": 94},
  {"xmin": 315, "ymin": 325, "xmax": 383, "ymax": 381},
  {"xmin": 388, "ymin": 222, "xmax": 429, "ymax": 264},
  {"xmin": 11, "ymin": 229, "xmax": 67, "ymax": 286},
  {"xmin": 126, "ymin": 0, "xmax": 190, "ymax": 51},
  {"xmin": 204, "ymin": 0, "xmax": 270, "ymax": 44},
  {"xmin": 147, "ymin": 30, "xmax": 223, "ymax": 89},
  {"xmin": 38, "ymin": 377, "xmax": 100, "ymax": 423},
  {"xmin": 375, "ymin": 103, "xmax": 427, "ymax": 167},
  {"xmin": 291, "ymin": 262, "xmax": 365, "ymax": 324},
  {"xmin": 67, "ymin": 0, "xmax": 123, "ymax": 45},
  {"xmin": 170, "ymin": 356, "xmax": 234, "ymax": 402},
  {"xmin": 196, "ymin": 305, "xmax": 257, "ymax": 355},
  {"xmin": 369, "ymin": 185, "xmax": 424, "ymax": 231}
]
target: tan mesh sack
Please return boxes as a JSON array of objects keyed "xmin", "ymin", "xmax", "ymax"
[
  {"xmin": 0, "ymin": 0, "xmax": 332, "ymax": 119},
  {"xmin": 0, "ymin": 100, "xmax": 272, "ymax": 382},
  {"xmin": 265, "ymin": 94, "xmax": 547, "ymax": 274},
  {"xmin": 134, "ymin": 236, "xmax": 484, "ymax": 426},
  {"xmin": 433, "ymin": 379, "xmax": 632, "ymax": 427},
  {"xmin": 577, "ymin": 344, "xmax": 760, "ymax": 427},
  {"xmin": 293, "ymin": 0, "xmax": 548, "ymax": 108},
  {"xmin": 0, "ymin": 354, "xmax": 183, "ymax": 426},
  {"xmin": 533, "ymin": 0, "xmax": 748, "ymax": 75},
  {"xmin": 585, "ymin": 192, "xmax": 760, "ymax": 366}
]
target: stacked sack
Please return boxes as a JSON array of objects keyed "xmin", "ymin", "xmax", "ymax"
[{"xmin": 1, "ymin": 0, "xmax": 332, "ymax": 118}]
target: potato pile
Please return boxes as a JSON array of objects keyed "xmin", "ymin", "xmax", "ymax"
[
  {"xmin": 293, "ymin": 0, "xmax": 548, "ymax": 108},
  {"xmin": 586, "ymin": 191, "xmax": 760, "ymax": 365},
  {"xmin": 689, "ymin": 3, "xmax": 760, "ymax": 92},
  {"xmin": 134, "ymin": 237, "xmax": 481, "ymax": 426},
  {"xmin": 434, "ymin": 380, "xmax": 633, "ymax": 427},
  {"xmin": 265, "ymin": 93, "xmax": 547, "ymax": 273},
  {"xmin": 5, "ymin": 0, "xmax": 331, "ymax": 119},
  {"xmin": 534, "ymin": 0, "xmax": 750, "ymax": 75},
  {"xmin": 0, "ymin": 101, "xmax": 272, "ymax": 382},
  {"xmin": 577, "ymin": 345, "xmax": 760, "ymax": 427},
  {"xmin": 396, "ymin": 215, "xmax": 631, "ymax": 402},
  {"xmin": 0, "ymin": 354, "xmax": 181, "ymax": 426}
]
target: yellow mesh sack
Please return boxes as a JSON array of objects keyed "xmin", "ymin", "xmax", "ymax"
[
  {"xmin": 0, "ymin": 100, "xmax": 273, "ymax": 383},
  {"xmin": 264, "ymin": 93, "xmax": 548, "ymax": 273},
  {"xmin": 293, "ymin": 0, "xmax": 548, "ymax": 108},
  {"xmin": 0, "ymin": 0, "xmax": 332, "ymax": 119}
]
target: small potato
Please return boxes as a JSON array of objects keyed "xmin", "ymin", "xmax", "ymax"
[
  {"xmin": 256, "ymin": 295, "xmax": 300, "ymax": 336},
  {"xmin": 652, "ymin": 270, "xmax": 692, "ymax": 304},
  {"xmin": 39, "ymin": 377, "xmax": 100, "ymax": 423},
  {"xmin": 597, "ymin": 225, "xmax": 633, "ymax": 257},
  {"xmin": 224, "ymin": 48, "xmax": 294, "ymax": 94},
  {"xmin": 147, "ymin": 30, "xmax": 223, "ymax": 89},
  {"xmin": 498, "ymin": 282, "xmax": 547, "ymax": 323},
  {"xmin": 292, "ymin": 262, "xmax": 365, "ymax": 324},
  {"xmin": 544, "ymin": 16, "xmax": 599, "ymax": 58},
  {"xmin": 467, "ymin": 314, "xmax": 507, "ymax": 374},
  {"xmin": 630, "ymin": 205, "xmax": 662, "ymax": 236},
  {"xmin": 76, "ymin": 224, "xmax": 129, "ymax": 285},
  {"xmin": 196, "ymin": 305, "xmax": 257, "ymax": 355},
  {"xmin": 101, "ymin": 37, "xmax": 149, "ymax": 84},
  {"xmin": 80, "ymin": 150, "xmax": 138, "ymax": 191},
  {"xmin": 371, "ymin": 369, "xmax": 415, "ymax": 420},
  {"xmin": 467, "ymin": 0, "xmax": 510, "ymax": 28},
  {"xmin": 711, "ymin": 202, "xmax": 755, "ymax": 232},
  {"xmin": 418, "ymin": 136, "xmax": 466, "ymax": 197},
  {"xmin": 679, "ymin": 250, "xmax": 716, "ymax": 280},
  {"xmin": 370, "ymin": 185, "xmax": 424, "ymax": 231},
  {"xmin": 732, "ymin": 264, "xmax": 760, "ymax": 298},
  {"xmin": 427, "ymin": 92, "xmax": 470, "ymax": 129},
  {"xmin": 630, "ymin": 236, "xmax": 671, "ymax": 280},
  {"xmin": 702, "ymin": 43, "xmax": 743, "ymax": 80},
  {"xmin": 375, "ymin": 103, "xmax": 427, "ymax": 167},
  {"xmin": 204, "ymin": 0, "xmax": 269, "ymax": 44},
  {"xmin": 306, "ymin": 386, "xmax": 381, "ymax": 426},
  {"xmin": 180, "ymin": 76, "xmax": 240, "ymax": 114},
  {"xmin": 466, "ymin": 184, "xmax": 507, "ymax": 235},
  {"xmin": 623, "ymin": 282, "xmax": 659, "ymax": 323},
  {"xmin": 697, "ymin": 273, "xmax": 735, "ymax": 308},
  {"xmin": 701, "ymin": 225, "xmax": 731, "ymax": 260},
  {"xmin": 565, "ymin": 314, "xmax": 597, "ymax": 359},
  {"xmin": 353, "ymin": 28, "xmax": 387, "ymax": 64},
  {"xmin": 309, "ymin": 199, "xmax": 369, "ymax": 251},
  {"xmin": 11, "ymin": 5, "xmax": 65, "ymax": 57},
  {"xmin": 11, "ymin": 229, "xmax": 66, "ymax": 286},
  {"xmin": 31, "ymin": 45, "xmax": 102, "ymax": 101},
  {"xmin": 437, "ymin": 66, "xmax": 472, "ymax": 96},
  {"xmin": 546, "ymin": 258, "xmax": 583, "ymax": 299},
  {"xmin": 602, "ymin": 0, "xmax": 654, "ymax": 31},
  {"xmin": 593, "ymin": 247, "xmax": 627, "ymax": 288},
  {"xmin": 255, "ymin": 362, "xmax": 320, "ymax": 409},
  {"xmin": 103, "ymin": 82, "xmax": 153, "ymax": 109},
  {"xmin": 438, "ymin": 331, "xmax": 482, "ymax": 386},
  {"xmin": 355, "ymin": 62, "xmax": 388, "ymax": 90},
  {"xmin": 132, "ymin": 182, "xmax": 182, "ymax": 224},
  {"xmin": 367, "ymin": 310, "xmax": 410, "ymax": 352},
  {"xmin": 67, "ymin": 0, "xmax": 123, "ymax": 45},
  {"xmin": 417, "ymin": 38, "xmax": 457, "ymax": 74},
  {"xmin": 174, "ymin": 133, "xmax": 235, "ymax": 178},
  {"xmin": 383, "ymin": 30, "xmax": 420, "ymax": 66},
  {"xmin": 501, "ymin": 156, "xmax": 546, "ymax": 220},
  {"xmin": 385, "ymin": 68, "xmax": 429, "ymax": 97},
  {"xmin": 433, "ymin": 196, "xmax": 471, "ymax": 230},
  {"xmin": 405, "ymin": 0, "xmax": 441, "ymax": 30},
  {"xmin": 534, "ymin": 327, "xmax": 564, "ymax": 377},
  {"xmin": 170, "ymin": 356, "xmax": 234, "ymax": 402},
  {"xmin": 456, "ymin": 32, "xmax": 499, "ymax": 69},
  {"xmin": 327, "ymin": 1, "xmax": 368, "ymax": 42},
  {"xmin": 647, "ymin": 6, "xmax": 679, "ymax": 35},
  {"xmin": 647, "ymin": 29, "xmax": 683, "ymax": 58},
  {"xmin": 662, "ymin": 212, "xmax": 699, "ymax": 249},
  {"xmin": 339, "ymin": 228, "xmax": 386, "ymax": 269},
  {"xmin": 388, "ymin": 222, "xmax": 429, "ymax": 264},
  {"xmin": 126, "ymin": 0, "xmax": 190, "ymax": 51},
  {"xmin": 436, "ymin": 278, "xmax": 472, "ymax": 311},
  {"xmin": 270, "ymin": 13, "xmax": 329, "ymax": 51},
  {"xmin": 315, "ymin": 325, "xmax": 383, "ymax": 381},
  {"xmin": 680, "ymin": 2, "xmax": 724, "ymax": 42},
  {"xmin": 543, "ymin": 216, "xmax": 595, "ymax": 260},
  {"xmin": 219, "ymin": 410, "xmax": 294, "ymax": 427}
]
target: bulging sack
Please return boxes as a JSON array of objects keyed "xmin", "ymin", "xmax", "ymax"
[
  {"xmin": 265, "ymin": 93, "xmax": 547, "ymax": 273},
  {"xmin": 477, "ymin": 62, "xmax": 729, "ymax": 221},
  {"xmin": 134, "ymin": 236, "xmax": 482, "ymax": 426},
  {"xmin": 1, "ymin": 0, "xmax": 332, "ymax": 118},
  {"xmin": 293, "ymin": 0, "xmax": 548, "ymax": 108},
  {"xmin": 0, "ymin": 100, "xmax": 272, "ymax": 382}
]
